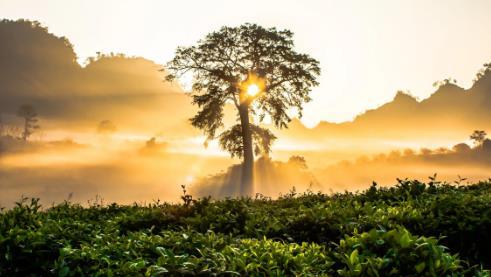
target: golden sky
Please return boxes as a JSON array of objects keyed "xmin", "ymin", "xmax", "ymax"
[{"xmin": 1, "ymin": 0, "xmax": 491, "ymax": 127}]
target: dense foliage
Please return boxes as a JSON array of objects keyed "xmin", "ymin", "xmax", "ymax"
[{"xmin": 1, "ymin": 179, "xmax": 490, "ymax": 276}]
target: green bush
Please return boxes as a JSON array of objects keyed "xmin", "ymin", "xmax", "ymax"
[
  {"xmin": 1, "ymin": 180, "xmax": 490, "ymax": 275},
  {"xmin": 332, "ymin": 227, "xmax": 473, "ymax": 276}
]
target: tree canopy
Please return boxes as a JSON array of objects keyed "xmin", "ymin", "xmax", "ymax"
[
  {"xmin": 470, "ymin": 130, "xmax": 487, "ymax": 147},
  {"xmin": 166, "ymin": 23, "xmax": 320, "ymax": 158},
  {"xmin": 166, "ymin": 23, "xmax": 320, "ymax": 195}
]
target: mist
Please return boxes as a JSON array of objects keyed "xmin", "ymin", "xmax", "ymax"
[
  {"xmin": 0, "ymin": 137, "xmax": 235, "ymax": 208},
  {"xmin": 2, "ymin": 19, "xmax": 491, "ymax": 207}
]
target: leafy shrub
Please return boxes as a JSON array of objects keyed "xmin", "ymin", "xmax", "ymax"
[
  {"xmin": 1, "ymin": 180, "xmax": 491, "ymax": 275},
  {"xmin": 331, "ymin": 227, "xmax": 475, "ymax": 276}
]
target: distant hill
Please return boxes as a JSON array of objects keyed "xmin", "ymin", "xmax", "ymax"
[
  {"xmin": 0, "ymin": 19, "xmax": 196, "ymax": 136},
  {"xmin": 280, "ymin": 67, "xmax": 491, "ymax": 147},
  {"xmin": 1, "ymin": 19, "xmax": 490, "ymax": 147}
]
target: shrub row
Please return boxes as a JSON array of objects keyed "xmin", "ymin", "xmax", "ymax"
[{"xmin": 1, "ymin": 180, "xmax": 490, "ymax": 275}]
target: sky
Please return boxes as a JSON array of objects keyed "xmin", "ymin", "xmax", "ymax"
[{"xmin": 1, "ymin": 0, "xmax": 491, "ymax": 127}]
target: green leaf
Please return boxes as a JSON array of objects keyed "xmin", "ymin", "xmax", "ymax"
[
  {"xmin": 399, "ymin": 231, "xmax": 411, "ymax": 248},
  {"xmin": 58, "ymin": 266, "xmax": 70, "ymax": 277},
  {"xmin": 349, "ymin": 249, "xmax": 359, "ymax": 265},
  {"xmin": 415, "ymin": 262, "xmax": 426, "ymax": 273}
]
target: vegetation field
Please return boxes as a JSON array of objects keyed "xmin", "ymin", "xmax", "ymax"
[{"xmin": 1, "ymin": 179, "xmax": 491, "ymax": 276}]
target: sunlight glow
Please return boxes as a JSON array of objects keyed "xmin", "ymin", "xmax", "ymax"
[
  {"xmin": 239, "ymin": 73, "xmax": 266, "ymax": 102},
  {"xmin": 185, "ymin": 175, "xmax": 195, "ymax": 183},
  {"xmin": 247, "ymin": 84, "xmax": 260, "ymax": 97}
]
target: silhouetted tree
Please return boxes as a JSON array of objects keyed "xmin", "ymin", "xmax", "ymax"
[
  {"xmin": 139, "ymin": 137, "xmax": 168, "ymax": 156},
  {"xmin": 288, "ymin": 155, "xmax": 308, "ymax": 169},
  {"xmin": 146, "ymin": 137, "xmax": 157, "ymax": 148},
  {"xmin": 474, "ymin": 62, "xmax": 491, "ymax": 82},
  {"xmin": 16, "ymin": 104, "xmax": 39, "ymax": 141},
  {"xmin": 470, "ymin": 130, "xmax": 487, "ymax": 148},
  {"xmin": 403, "ymin": 148, "xmax": 416, "ymax": 156},
  {"xmin": 0, "ymin": 113, "xmax": 4, "ymax": 137},
  {"xmin": 452, "ymin": 143, "xmax": 471, "ymax": 153},
  {"xmin": 97, "ymin": 120, "xmax": 117, "ymax": 134},
  {"xmin": 435, "ymin": 147, "xmax": 449, "ymax": 154},
  {"xmin": 483, "ymin": 139, "xmax": 491, "ymax": 151},
  {"xmin": 432, "ymin": 77, "xmax": 457, "ymax": 88},
  {"xmin": 388, "ymin": 150, "xmax": 402, "ymax": 160},
  {"xmin": 166, "ymin": 24, "xmax": 320, "ymax": 195},
  {"xmin": 420, "ymin": 148, "xmax": 433, "ymax": 156}
]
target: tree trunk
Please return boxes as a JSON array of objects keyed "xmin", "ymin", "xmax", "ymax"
[
  {"xmin": 22, "ymin": 118, "xmax": 28, "ymax": 141},
  {"xmin": 238, "ymin": 103, "xmax": 254, "ymax": 196}
]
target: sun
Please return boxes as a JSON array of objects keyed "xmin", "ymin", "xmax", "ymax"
[
  {"xmin": 239, "ymin": 73, "xmax": 265, "ymax": 101},
  {"xmin": 247, "ymin": 84, "xmax": 260, "ymax": 97}
]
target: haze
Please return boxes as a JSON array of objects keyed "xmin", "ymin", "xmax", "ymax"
[
  {"xmin": 2, "ymin": 0, "xmax": 491, "ymax": 125},
  {"xmin": 1, "ymin": 1, "xmax": 491, "ymax": 207}
]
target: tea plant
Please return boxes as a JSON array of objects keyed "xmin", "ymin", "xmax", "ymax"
[{"xmin": 1, "ymin": 180, "xmax": 490, "ymax": 276}]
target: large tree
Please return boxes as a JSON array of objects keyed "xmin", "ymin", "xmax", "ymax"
[{"xmin": 166, "ymin": 24, "xmax": 320, "ymax": 195}]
